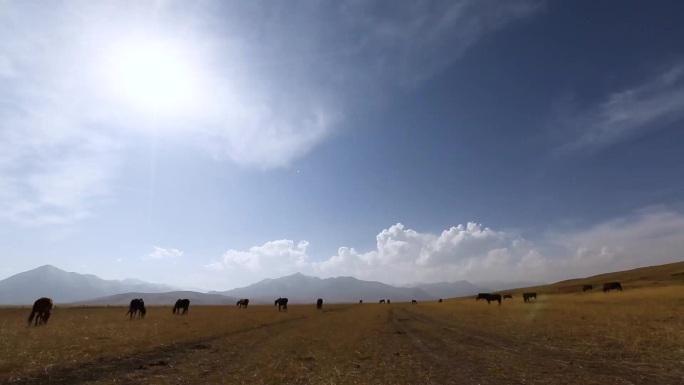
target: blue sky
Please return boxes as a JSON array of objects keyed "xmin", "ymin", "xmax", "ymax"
[{"xmin": 1, "ymin": 0, "xmax": 683, "ymax": 290}]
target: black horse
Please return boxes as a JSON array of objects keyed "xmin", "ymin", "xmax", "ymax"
[
  {"xmin": 316, "ymin": 298, "xmax": 323, "ymax": 310},
  {"xmin": 603, "ymin": 282, "xmax": 622, "ymax": 292},
  {"xmin": 173, "ymin": 299, "xmax": 190, "ymax": 315},
  {"xmin": 379, "ymin": 299, "xmax": 385, "ymax": 304},
  {"xmin": 359, "ymin": 300, "xmax": 363, "ymax": 304},
  {"xmin": 411, "ymin": 300, "xmax": 418, "ymax": 304},
  {"xmin": 582, "ymin": 285, "xmax": 593, "ymax": 292},
  {"xmin": 387, "ymin": 299, "xmax": 391, "ymax": 304},
  {"xmin": 503, "ymin": 294, "xmax": 513, "ymax": 299},
  {"xmin": 28, "ymin": 297, "xmax": 53, "ymax": 327},
  {"xmin": 476, "ymin": 293, "xmax": 501, "ymax": 305},
  {"xmin": 438, "ymin": 299, "xmax": 443, "ymax": 303},
  {"xmin": 126, "ymin": 298, "xmax": 146, "ymax": 320},
  {"xmin": 275, "ymin": 297, "xmax": 288, "ymax": 312},
  {"xmin": 523, "ymin": 292, "xmax": 537, "ymax": 303},
  {"xmin": 237, "ymin": 299, "xmax": 249, "ymax": 308}
]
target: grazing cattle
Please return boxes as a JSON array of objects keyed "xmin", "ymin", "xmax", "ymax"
[
  {"xmin": 582, "ymin": 285, "xmax": 593, "ymax": 292},
  {"xmin": 411, "ymin": 300, "xmax": 418, "ymax": 304},
  {"xmin": 126, "ymin": 298, "xmax": 146, "ymax": 320},
  {"xmin": 379, "ymin": 299, "xmax": 385, "ymax": 304},
  {"xmin": 274, "ymin": 297, "xmax": 288, "ymax": 312},
  {"xmin": 603, "ymin": 282, "xmax": 622, "ymax": 292},
  {"xmin": 438, "ymin": 299, "xmax": 443, "ymax": 303},
  {"xmin": 475, "ymin": 293, "xmax": 502, "ymax": 305},
  {"xmin": 503, "ymin": 294, "xmax": 513, "ymax": 299},
  {"xmin": 523, "ymin": 292, "xmax": 537, "ymax": 303},
  {"xmin": 316, "ymin": 298, "xmax": 323, "ymax": 310},
  {"xmin": 237, "ymin": 299, "xmax": 249, "ymax": 308},
  {"xmin": 173, "ymin": 299, "xmax": 190, "ymax": 315},
  {"xmin": 359, "ymin": 300, "xmax": 363, "ymax": 304},
  {"xmin": 28, "ymin": 297, "xmax": 53, "ymax": 327}
]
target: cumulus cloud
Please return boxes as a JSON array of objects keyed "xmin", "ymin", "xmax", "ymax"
[
  {"xmin": 0, "ymin": 0, "xmax": 542, "ymax": 227},
  {"xmin": 208, "ymin": 208, "xmax": 684, "ymax": 285},
  {"xmin": 208, "ymin": 240, "xmax": 310, "ymax": 272},
  {"xmin": 147, "ymin": 246, "xmax": 184, "ymax": 259},
  {"xmin": 557, "ymin": 63, "xmax": 684, "ymax": 152}
]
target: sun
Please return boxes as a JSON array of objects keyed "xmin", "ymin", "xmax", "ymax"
[{"xmin": 105, "ymin": 40, "xmax": 199, "ymax": 113}]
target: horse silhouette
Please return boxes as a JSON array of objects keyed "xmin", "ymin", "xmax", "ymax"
[
  {"xmin": 523, "ymin": 292, "xmax": 537, "ymax": 303},
  {"xmin": 237, "ymin": 299, "xmax": 249, "ymax": 308},
  {"xmin": 275, "ymin": 297, "xmax": 288, "ymax": 312},
  {"xmin": 411, "ymin": 300, "xmax": 418, "ymax": 304},
  {"xmin": 126, "ymin": 298, "xmax": 146, "ymax": 320},
  {"xmin": 173, "ymin": 299, "xmax": 190, "ymax": 315},
  {"xmin": 28, "ymin": 297, "xmax": 53, "ymax": 327},
  {"xmin": 476, "ymin": 293, "xmax": 502, "ymax": 305},
  {"xmin": 316, "ymin": 298, "xmax": 323, "ymax": 310},
  {"xmin": 603, "ymin": 282, "xmax": 622, "ymax": 292}
]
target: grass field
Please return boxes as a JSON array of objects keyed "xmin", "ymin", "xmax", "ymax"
[{"xmin": 2, "ymin": 282, "xmax": 683, "ymax": 385}]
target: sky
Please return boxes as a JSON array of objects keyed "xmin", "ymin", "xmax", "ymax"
[{"xmin": 1, "ymin": 0, "xmax": 684, "ymax": 291}]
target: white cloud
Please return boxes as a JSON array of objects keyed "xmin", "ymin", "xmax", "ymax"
[
  {"xmin": 116, "ymin": 258, "xmax": 123, "ymax": 263},
  {"xmin": 209, "ymin": 240, "xmax": 310, "ymax": 272},
  {"xmin": 147, "ymin": 246, "xmax": 184, "ymax": 260},
  {"xmin": 208, "ymin": 208, "xmax": 684, "ymax": 285},
  {"xmin": 0, "ymin": 1, "xmax": 542, "ymax": 228},
  {"xmin": 557, "ymin": 64, "xmax": 684, "ymax": 152}
]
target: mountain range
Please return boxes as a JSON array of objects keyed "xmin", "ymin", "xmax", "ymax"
[
  {"xmin": 0, "ymin": 265, "xmax": 538, "ymax": 305},
  {"xmin": 0, "ymin": 265, "xmax": 177, "ymax": 305}
]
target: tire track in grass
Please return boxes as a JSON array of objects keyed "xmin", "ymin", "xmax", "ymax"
[{"xmin": 3, "ymin": 315, "xmax": 307, "ymax": 385}]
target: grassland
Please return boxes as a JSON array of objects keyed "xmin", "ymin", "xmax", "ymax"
[{"xmin": 2, "ymin": 265, "xmax": 684, "ymax": 384}]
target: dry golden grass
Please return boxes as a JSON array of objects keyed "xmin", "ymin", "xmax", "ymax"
[{"xmin": 2, "ymin": 267, "xmax": 684, "ymax": 384}]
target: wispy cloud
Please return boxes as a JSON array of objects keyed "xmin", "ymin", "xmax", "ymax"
[
  {"xmin": 0, "ymin": 0, "xmax": 542, "ymax": 228},
  {"xmin": 207, "ymin": 208, "xmax": 684, "ymax": 286},
  {"xmin": 557, "ymin": 64, "xmax": 684, "ymax": 152},
  {"xmin": 147, "ymin": 246, "xmax": 184, "ymax": 259}
]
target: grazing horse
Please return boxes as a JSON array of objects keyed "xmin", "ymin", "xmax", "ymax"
[
  {"xmin": 476, "ymin": 293, "xmax": 501, "ymax": 305},
  {"xmin": 359, "ymin": 300, "xmax": 363, "ymax": 304},
  {"xmin": 316, "ymin": 298, "xmax": 323, "ymax": 310},
  {"xmin": 523, "ymin": 292, "xmax": 537, "ymax": 303},
  {"xmin": 126, "ymin": 298, "xmax": 146, "ymax": 320},
  {"xmin": 28, "ymin": 297, "xmax": 53, "ymax": 327},
  {"xmin": 379, "ymin": 299, "xmax": 385, "ymax": 304},
  {"xmin": 438, "ymin": 299, "xmax": 443, "ymax": 303},
  {"xmin": 274, "ymin": 297, "xmax": 288, "ymax": 312},
  {"xmin": 237, "ymin": 299, "xmax": 249, "ymax": 308},
  {"xmin": 582, "ymin": 285, "xmax": 593, "ymax": 292},
  {"xmin": 603, "ymin": 282, "xmax": 622, "ymax": 292},
  {"xmin": 173, "ymin": 299, "xmax": 190, "ymax": 315},
  {"xmin": 411, "ymin": 300, "xmax": 418, "ymax": 304},
  {"xmin": 503, "ymin": 294, "xmax": 513, "ymax": 299}
]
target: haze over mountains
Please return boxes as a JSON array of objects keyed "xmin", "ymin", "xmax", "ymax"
[
  {"xmin": 0, "ymin": 265, "xmax": 177, "ymax": 305},
  {"xmin": 0, "ymin": 265, "xmax": 524, "ymax": 305}
]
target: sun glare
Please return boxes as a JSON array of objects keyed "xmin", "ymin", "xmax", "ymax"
[{"xmin": 106, "ymin": 40, "xmax": 199, "ymax": 113}]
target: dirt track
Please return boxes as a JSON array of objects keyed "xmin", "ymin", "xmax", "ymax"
[{"xmin": 4, "ymin": 303, "xmax": 681, "ymax": 385}]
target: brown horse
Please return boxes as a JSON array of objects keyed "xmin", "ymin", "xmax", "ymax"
[
  {"xmin": 603, "ymin": 282, "xmax": 622, "ymax": 292},
  {"xmin": 523, "ymin": 292, "xmax": 537, "ymax": 303},
  {"xmin": 237, "ymin": 299, "xmax": 249, "ymax": 309},
  {"xmin": 503, "ymin": 294, "xmax": 513, "ymax": 299},
  {"xmin": 28, "ymin": 297, "xmax": 53, "ymax": 326}
]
